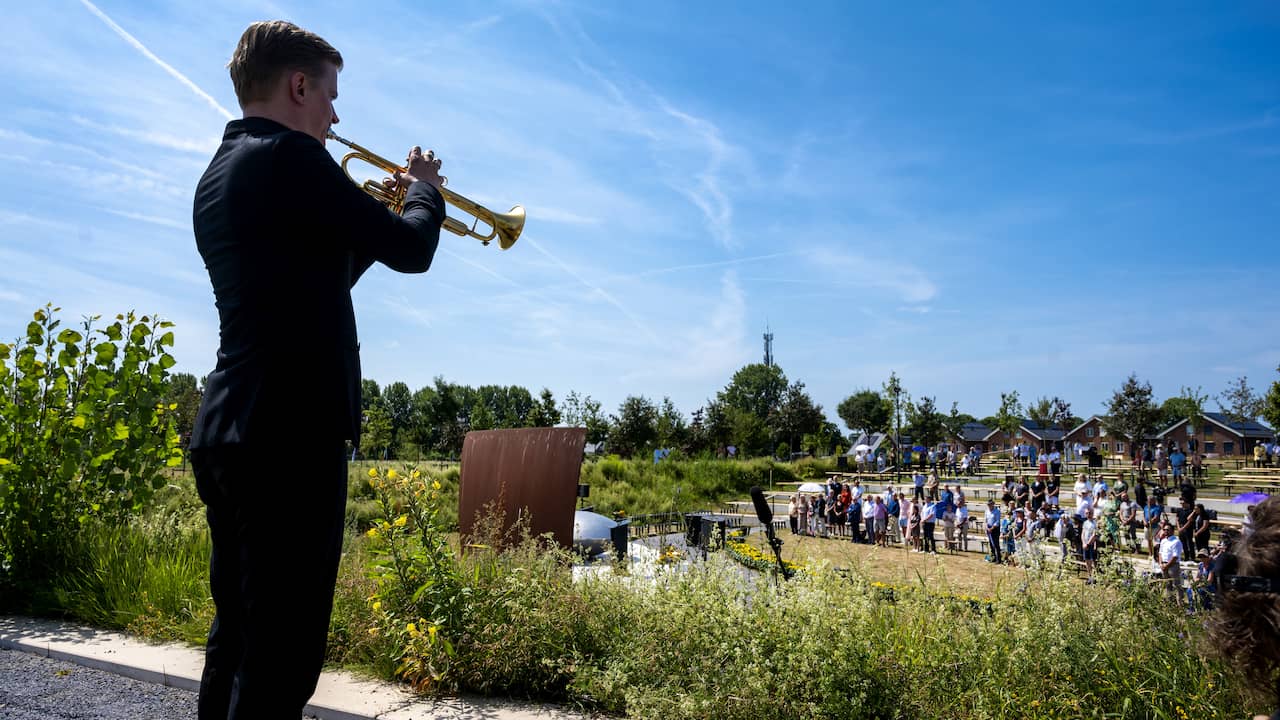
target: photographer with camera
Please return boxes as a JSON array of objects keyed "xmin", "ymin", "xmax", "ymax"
[{"xmin": 1209, "ymin": 498, "xmax": 1280, "ymax": 719}]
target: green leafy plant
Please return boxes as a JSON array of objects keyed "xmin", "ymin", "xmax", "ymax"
[{"xmin": 0, "ymin": 305, "xmax": 183, "ymax": 596}]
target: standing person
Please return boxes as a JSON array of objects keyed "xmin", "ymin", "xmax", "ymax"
[
  {"xmin": 921, "ymin": 498, "xmax": 938, "ymax": 554},
  {"xmin": 189, "ymin": 21, "xmax": 445, "ymax": 720},
  {"xmin": 1081, "ymin": 508, "xmax": 1099, "ymax": 581},
  {"xmin": 908, "ymin": 502, "xmax": 923, "ymax": 552},
  {"xmin": 1054, "ymin": 510, "xmax": 1070, "ymax": 560},
  {"xmin": 1030, "ymin": 474, "xmax": 1046, "ymax": 513},
  {"xmin": 985, "ymin": 499, "xmax": 1002, "ymax": 564},
  {"xmin": 1193, "ymin": 503, "xmax": 1212, "ymax": 554},
  {"xmin": 1045, "ymin": 472, "xmax": 1060, "ymax": 510},
  {"xmin": 799, "ymin": 494, "xmax": 811, "ymax": 536},
  {"xmin": 1143, "ymin": 495, "xmax": 1163, "ymax": 556},
  {"xmin": 956, "ymin": 499, "xmax": 970, "ymax": 552},
  {"xmin": 874, "ymin": 496, "xmax": 889, "ymax": 547},
  {"xmin": 787, "ymin": 493, "xmax": 800, "ymax": 535},
  {"xmin": 1158, "ymin": 522, "xmax": 1184, "ymax": 606},
  {"xmin": 885, "ymin": 492, "xmax": 901, "ymax": 545},
  {"xmin": 913, "ymin": 470, "xmax": 926, "ymax": 503},
  {"xmin": 1049, "ymin": 445, "xmax": 1062, "ymax": 478},
  {"xmin": 1119, "ymin": 494, "xmax": 1139, "ymax": 553}
]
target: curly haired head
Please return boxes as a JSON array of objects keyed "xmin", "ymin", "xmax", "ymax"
[{"xmin": 1209, "ymin": 496, "xmax": 1280, "ymax": 703}]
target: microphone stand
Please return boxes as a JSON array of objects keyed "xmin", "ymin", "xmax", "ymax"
[{"xmin": 750, "ymin": 486, "xmax": 794, "ymax": 583}]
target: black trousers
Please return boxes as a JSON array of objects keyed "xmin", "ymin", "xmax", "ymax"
[{"xmin": 192, "ymin": 441, "xmax": 348, "ymax": 720}]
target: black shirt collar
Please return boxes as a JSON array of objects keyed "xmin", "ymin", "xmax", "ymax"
[{"xmin": 223, "ymin": 116, "xmax": 293, "ymax": 140}]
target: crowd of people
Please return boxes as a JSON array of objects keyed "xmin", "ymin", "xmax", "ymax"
[{"xmin": 786, "ymin": 464, "xmax": 1232, "ymax": 601}]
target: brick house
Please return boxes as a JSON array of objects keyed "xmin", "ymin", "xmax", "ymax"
[
  {"xmin": 942, "ymin": 421, "xmax": 993, "ymax": 454},
  {"xmin": 1062, "ymin": 416, "xmax": 1130, "ymax": 457},
  {"xmin": 983, "ymin": 419, "xmax": 1067, "ymax": 452},
  {"xmin": 1157, "ymin": 412, "xmax": 1276, "ymax": 458}
]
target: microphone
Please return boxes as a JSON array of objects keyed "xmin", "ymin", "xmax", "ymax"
[
  {"xmin": 750, "ymin": 485, "xmax": 774, "ymax": 525},
  {"xmin": 749, "ymin": 485, "xmax": 792, "ymax": 581}
]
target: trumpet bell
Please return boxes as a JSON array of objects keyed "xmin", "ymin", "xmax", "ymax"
[{"xmin": 495, "ymin": 206, "xmax": 524, "ymax": 250}]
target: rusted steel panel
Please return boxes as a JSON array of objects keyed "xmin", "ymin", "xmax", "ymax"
[{"xmin": 458, "ymin": 427, "xmax": 586, "ymax": 549}]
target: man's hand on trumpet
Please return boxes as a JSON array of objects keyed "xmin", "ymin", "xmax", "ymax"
[{"xmin": 383, "ymin": 145, "xmax": 443, "ymax": 192}]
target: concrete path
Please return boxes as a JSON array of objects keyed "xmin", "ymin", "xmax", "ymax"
[{"xmin": 0, "ymin": 616, "xmax": 589, "ymax": 720}]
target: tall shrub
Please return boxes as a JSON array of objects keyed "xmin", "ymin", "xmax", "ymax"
[{"xmin": 0, "ymin": 305, "xmax": 183, "ymax": 596}]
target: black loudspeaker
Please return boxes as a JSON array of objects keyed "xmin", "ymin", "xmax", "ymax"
[
  {"xmin": 837, "ymin": 455, "xmax": 849, "ymax": 470},
  {"xmin": 610, "ymin": 521, "xmax": 629, "ymax": 560},
  {"xmin": 684, "ymin": 513, "xmax": 703, "ymax": 547}
]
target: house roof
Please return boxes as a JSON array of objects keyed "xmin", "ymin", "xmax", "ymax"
[
  {"xmin": 1066, "ymin": 415, "xmax": 1107, "ymax": 438},
  {"xmin": 1020, "ymin": 419, "xmax": 1066, "ymax": 442},
  {"xmin": 983, "ymin": 419, "xmax": 1066, "ymax": 442},
  {"xmin": 1203, "ymin": 412, "xmax": 1275, "ymax": 439},
  {"xmin": 957, "ymin": 421, "xmax": 992, "ymax": 442}
]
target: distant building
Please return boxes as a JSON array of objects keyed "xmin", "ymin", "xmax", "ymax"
[
  {"xmin": 1157, "ymin": 412, "xmax": 1275, "ymax": 457},
  {"xmin": 943, "ymin": 421, "xmax": 993, "ymax": 453},
  {"xmin": 984, "ymin": 419, "xmax": 1067, "ymax": 452}
]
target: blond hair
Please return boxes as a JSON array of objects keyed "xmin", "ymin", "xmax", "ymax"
[{"xmin": 228, "ymin": 20, "xmax": 343, "ymax": 106}]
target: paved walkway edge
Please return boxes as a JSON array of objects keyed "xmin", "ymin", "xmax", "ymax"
[{"xmin": 0, "ymin": 616, "xmax": 586, "ymax": 720}]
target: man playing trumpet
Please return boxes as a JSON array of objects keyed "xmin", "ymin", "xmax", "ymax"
[{"xmin": 189, "ymin": 20, "xmax": 444, "ymax": 719}]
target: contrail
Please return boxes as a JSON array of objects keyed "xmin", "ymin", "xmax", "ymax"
[
  {"xmin": 78, "ymin": 0, "xmax": 235, "ymax": 121},
  {"xmin": 524, "ymin": 237, "xmax": 662, "ymax": 347}
]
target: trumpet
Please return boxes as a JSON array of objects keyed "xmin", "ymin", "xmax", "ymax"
[{"xmin": 326, "ymin": 130, "xmax": 523, "ymax": 250}]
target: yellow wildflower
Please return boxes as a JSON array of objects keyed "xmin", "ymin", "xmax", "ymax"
[
  {"xmin": 432, "ymin": 480, "xmax": 442, "ymax": 490},
  {"xmin": 365, "ymin": 527, "xmax": 379, "ymax": 538},
  {"xmin": 394, "ymin": 515, "xmax": 408, "ymax": 527},
  {"xmin": 387, "ymin": 468, "xmax": 399, "ymax": 480},
  {"xmin": 372, "ymin": 600, "xmax": 381, "ymax": 611},
  {"xmin": 368, "ymin": 468, "xmax": 378, "ymax": 478}
]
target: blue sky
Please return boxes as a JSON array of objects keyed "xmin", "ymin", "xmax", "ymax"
[{"xmin": 1, "ymin": 1, "xmax": 1278, "ymax": 426}]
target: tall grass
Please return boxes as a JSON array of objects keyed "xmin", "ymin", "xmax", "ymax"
[
  {"xmin": 581, "ymin": 455, "xmax": 833, "ymax": 517},
  {"xmin": 49, "ymin": 515, "xmax": 213, "ymax": 644}
]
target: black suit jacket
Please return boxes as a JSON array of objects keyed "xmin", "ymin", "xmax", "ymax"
[{"xmin": 190, "ymin": 117, "xmax": 443, "ymax": 450}]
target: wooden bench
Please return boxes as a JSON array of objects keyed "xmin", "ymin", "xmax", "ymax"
[{"xmin": 1223, "ymin": 475, "xmax": 1280, "ymax": 494}]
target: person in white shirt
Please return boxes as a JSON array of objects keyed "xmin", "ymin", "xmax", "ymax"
[
  {"xmin": 1074, "ymin": 477, "xmax": 1090, "ymax": 512},
  {"xmin": 956, "ymin": 500, "xmax": 970, "ymax": 552},
  {"xmin": 1054, "ymin": 511, "xmax": 1070, "ymax": 559},
  {"xmin": 1081, "ymin": 508, "xmax": 1099, "ymax": 580},
  {"xmin": 851, "ymin": 479, "xmax": 864, "ymax": 504},
  {"xmin": 1092, "ymin": 478, "xmax": 1108, "ymax": 498},
  {"xmin": 1158, "ymin": 522, "xmax": 1184, "ymax": 605}
]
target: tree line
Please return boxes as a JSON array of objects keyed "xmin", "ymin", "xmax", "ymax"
[{"xmin": 161, "ymin": 364, "xmax": 1280, "ymax": 461}]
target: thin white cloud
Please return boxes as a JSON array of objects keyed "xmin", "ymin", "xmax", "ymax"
[
  {"xmin": 78, "ymin": 0, "xmax": 235, "ymax": 121},
  {"xmin": 808, "ymin": 246, "xmax": 939, "ymax": 304},
  {"xmin": 70, "ymin": 116, "xmax": 219, "ymax": 155}
]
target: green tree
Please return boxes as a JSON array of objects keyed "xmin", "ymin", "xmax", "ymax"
[
  {"xmin": 1048, "ymin": 397, "xmax": 1073, "ymax": 446},
  {"xmin": 1027, "ymin": 396, "xmax": 1053, "ymax": 435},
  {"xmin": 1103, "ymin": 374, "xmax": 1160, "ymax": 452},
  {"xmin": 1218, "ymin": 376, "xmax": 1263, "ymax": 424},
  {"xmin": 942, "ymin": 402, "xmax": 977, "ymax": 440},
  {"xmin": 655, "ymin": 396, "xmax": 687, "ymax": 449},
  {"xmin": 560, "ymin": 390, "xmax": 607, "ymax": 444},
  {"xmin": 0, "ymin": 306, "xmax": 183, "ymax": 591},
  {"xmin": 1262, "ymin": 367, "xmax": 1280, "ymax": 433},
  {"xmin": 1160, "ymin": 385, "xmax": 1208, "ymax": 432},
  {"xmin": 382, "ymin": 381, "xmax": 413, "ymax": 453},
  {"xmin": 883, "ymin": 372, "xmax": 905, "ymax": 462},
  {"xmin": 524, "ymin": 387, "xmax": 561, "ymax": 427},
  {"xmin": 610, "ymin": 395, "xmax": 658, "ymax": 457},
  {"xmin": 161, "ymin": 371, "xmax": 202, "ymax": 444},
  {"xmin": 727, "ymin": 406, "xmax": 769, "ymax": 457},
  {"xmin": 362, "ymin": 406, "xmax": 394, "ymax": 459},
  {"xmin": 994, "ymin": 391, "xmax": 1024, "ymax": 446},
  {"xmin": 837, "ymin": 389, "xmax": 891, "ymax": 439},
  {"xmin": 905, "ymin": 395, "xmax": 945, "ymax": 448},
  {"xmin": 771, "ymin": 381, "xmax": 824, "ymax": 454},
  {"xmin": 361, "ymin": 378, "xmax": 382, "ymax": 412},
  {"xmin": 469, "ymin": 401, "xmax": 495, "ymax": 432},
  {"xmin": 718, "ymin": 363, "xmax": 788, "ymax": 424}
]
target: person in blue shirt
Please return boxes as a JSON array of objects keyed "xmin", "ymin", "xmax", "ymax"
[
  {"xmin": 984, "ymin": 500, "xmax": 1003, "ymax": 564},
  {"xmin": 1143, "ymin": 495, "xmax": 1163, "ymax": 557}
]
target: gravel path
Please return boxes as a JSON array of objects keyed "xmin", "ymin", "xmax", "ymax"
[
  {"xmin": 0, "ymin": 648, "xmax": 319, "ymax": 719},
  {"xmin": 0, "ymin": 647, "xmax": 196, "ymax": 719}
]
